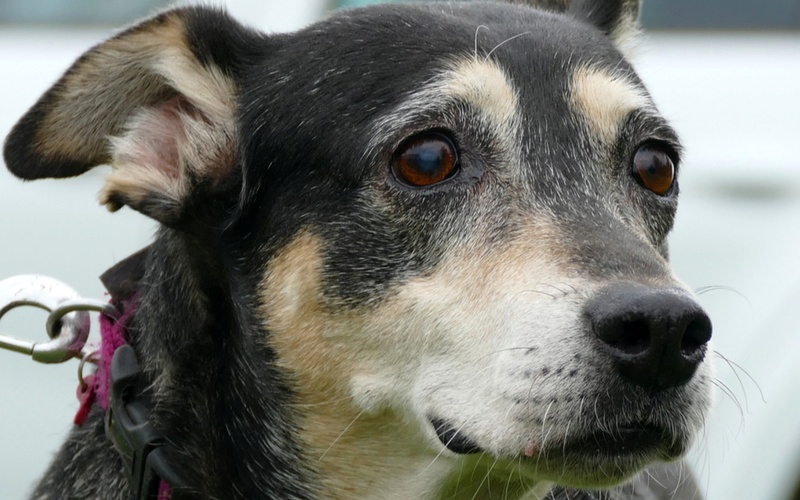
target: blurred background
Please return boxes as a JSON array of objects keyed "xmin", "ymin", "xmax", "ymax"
[{"xmin": 1, "ymin": 0, "xmax": 798, "ymax": 498}]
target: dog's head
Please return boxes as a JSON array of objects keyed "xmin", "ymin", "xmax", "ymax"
[{"xmin": 4, "ymin": 0, "xmax": 711, "ymax": 496}]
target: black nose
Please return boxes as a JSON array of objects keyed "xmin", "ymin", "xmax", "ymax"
[{"xmin": 585, "ymin": 283, "xmax": 712, "ymax": 389}]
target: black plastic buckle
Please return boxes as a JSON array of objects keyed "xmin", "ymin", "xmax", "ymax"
[{"xmin": 106, "ymin": 345, "xmax": 189, "ymax": 499}]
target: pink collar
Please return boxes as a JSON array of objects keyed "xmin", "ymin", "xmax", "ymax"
[
  {"xmin": 74, "ymin": 296, "xmax": 136, "ymax": 424},
  {"xmin": 74, "ymin": 295, "xmax": 175, "ymax": 500}
]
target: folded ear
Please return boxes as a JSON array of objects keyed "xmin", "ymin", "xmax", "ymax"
[
  {"xmin": 567, "ymin": 0, "xmax": 640, "ymax": 48},
  {"xmin": 3, "ymin": 6, "xmax": 261, "ymax": 226}
]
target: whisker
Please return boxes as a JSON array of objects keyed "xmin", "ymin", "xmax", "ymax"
[
  {"xmin": 473, "ymin": 25, "xmax": 489, "ymax": 63},
  {"xmin": 318, "ymin": 407, "xmax": 367, "ymax": 461},
  {"xmin": 694, "ymin": 285, "xmax": 751, "ymax": 306},
  {"xmin": 713, "ymin": 349, "xmax": 765, "ymax": 404},
  {"xmin": 674, "ymin": 460, "xmax": 700, "ymax": 500},
  {"xmin": 646, "ymin": 465, "xmax": 668, "ymax": 491},
  {"xmin": 469, "ymin": 454, "xmax": 501, "ymax": 500},
  {"xmin": 419, "ymin": 390, "xmax": 510, "ymax": 480},
  {"xmin": 418, "ymin": 417, "xmax": 475, "ymax": 478},
  {"xmin": 292, "ymin": 394, "xmax": 358, "ymax": 408},
  {"xmin": 560, "ymin": 417, "xmax": 572, "ymax": 471},
  {"xmin": 537, "ymin": 282, "xmax": 571, "ymax": 296},
  {"xmin": 540, "ymin": 401, "xmax": 556, "ymax": 448},
  {"xmin": 557, "ymin": 282, "xmax": 579, "ymax": 294},
  {"xmin": 517, "ymin": 288, "xmax": 558, "ymax": 299},
  {"xmin": 502, "ymin": 463, "xmax": 514, "ymax": 499},
  {"xmin": 711, "ymin": 352, "xmax": 749, "ymax": 412},
  {"xmin": 484, "ymin": 31, "xmax": 532, "ymax": 62},
  {"xmin": 709, "ymin": 378, "xmax": 744, "ymax": 429},
  {"xmin": 533, "ymin": 401, "xmax": 555, "ymax": 473}
]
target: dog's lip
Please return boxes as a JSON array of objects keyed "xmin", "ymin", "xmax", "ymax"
[
  {"xmin": 429, "ymin": 417, "xmax": 484, "ymax": 455},
  {"xmin": 548, "ymin": 423, "xmax": 671, "ymax": 457},
  {"xmin": 427, "ymin": 417, "xmax": 674, "ymax": 459}
]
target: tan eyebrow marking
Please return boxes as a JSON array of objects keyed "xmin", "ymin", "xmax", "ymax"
[
  {"xmin": 570, "ymin": 66, "xmax": 651, "ymax": 142},
  {"xmin": 443, "ymin": 57, "xmax": 519, "ymax": 130}
]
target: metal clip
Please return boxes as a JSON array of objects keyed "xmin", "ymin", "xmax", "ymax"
[{"xmin": 0, "ymin": 275, "xmax": 116, "ymax": 363}]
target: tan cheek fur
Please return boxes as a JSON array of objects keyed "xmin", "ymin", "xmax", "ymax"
[{"xmin": 260, "ymin": 232, "xmax": 446, "ymax": 499}]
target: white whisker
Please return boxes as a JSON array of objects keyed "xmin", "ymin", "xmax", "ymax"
[
  {"xmin": 318, "ymin": 407, "xmax": 367, "ymax": 461},
  {"xmin": 474, "ymin": 25, "xmax": 489, "ymax": 62},
  {"xmin": 484, "ymin": 31, "xmax": 532, "ymax": 62}
]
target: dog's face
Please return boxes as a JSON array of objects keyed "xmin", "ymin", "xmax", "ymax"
[
  {"xmin": 4, "ymin": 0, "xmax": 712, "ymax": 497},
  {"xmin": 252, "ymin": 2, "xmax": 712, "ymax": 491}
]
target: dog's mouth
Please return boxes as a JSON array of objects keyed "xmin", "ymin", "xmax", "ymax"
[
  {"xmin": 558, "ymin": 423, "xmax": 669, "ymax": 456},
  {"xmin": 429, "ymin": 417, "xmax": 484, "ymax": 455},
  {"xmin": 430, "ymin": 416, "xmax": 676, "ymax": 460}
]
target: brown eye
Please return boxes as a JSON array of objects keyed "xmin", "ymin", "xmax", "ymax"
[
  {"xmin": 392, "ymin": 133, "xmax": 459, "ymax": 187},
  {"xmin": 632, "ymin": 143, "xmax": 675, "ymax": 195}
]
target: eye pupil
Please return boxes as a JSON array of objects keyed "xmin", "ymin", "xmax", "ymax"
[
  {"xmin": 411, "ymin": 146, "xmax": 445, "ymax": 173},
  {"xmin": 393, "ymin": 133, "xmax": 458, "ymax": 187},
  {"xmin": 632, "ymin": 144, "xmax": 675, "ymax": 195}
]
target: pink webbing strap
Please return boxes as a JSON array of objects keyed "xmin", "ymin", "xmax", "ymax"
[
  {"xmin": 96, "ymin": 301, "xmax": 136, "ymax": 410},
  {"xmin": 74, "ymin": 299, "xmax": 135, "ymax": 426},
  {"xmin": 74, "ymin": 297, "xmax": 173, "ymax": 499},
  {"xmin": 158, "ymin": 480, "xmax": 173, "ymax": 500}
]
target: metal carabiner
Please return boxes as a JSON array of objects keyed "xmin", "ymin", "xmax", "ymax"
[{"xmin": 0, "ymin": 275, "xmax": 102, "ymax": 363}]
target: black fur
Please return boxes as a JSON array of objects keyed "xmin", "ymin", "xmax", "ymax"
[{"xmin": 568, "ymin": 0, "xmax": 639, "ymax": 36}]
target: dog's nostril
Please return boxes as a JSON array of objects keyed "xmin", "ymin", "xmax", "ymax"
[
  {"xmin": 615, "ymin": 319, "xmax": 650, "ymax": 355},
  {"xmin": 681, "ymin": 316, "xmax": 712, "ymax": 356}
]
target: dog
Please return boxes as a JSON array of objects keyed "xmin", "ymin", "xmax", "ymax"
[{"xmin": 3, "ymin": 0, "xmax": 712, "ymax": 498}]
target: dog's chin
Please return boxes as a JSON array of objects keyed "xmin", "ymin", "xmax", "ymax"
[
  {"xmin": 528, "ymin": 429, "xmax": 686, "ymax": 488},
  {"xmin": 429, "ymin": 417, "xmax": 688, "ymax": 486},
  {"xmin": 532, "ymin": 423, "xmax": 688, "ymax": 486},
  {"xmin": 555, "ymin": 423, "xmax": 681, "ymax": 458}
]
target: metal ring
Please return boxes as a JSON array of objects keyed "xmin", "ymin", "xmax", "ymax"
[
  {"xmin": 0, "ymin": 275, "xmax": 97, "ymax": 363},
  {"xmin": 78, "ymin": 350, "xmax": 99, "ymax": 391},
  {"xmin": 46, "ymin": 298, "xmax": 119, "ymax": 338}
]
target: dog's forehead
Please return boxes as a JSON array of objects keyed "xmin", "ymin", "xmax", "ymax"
[
  {"xmin": 240, "ymin": 1, "xmax": 671, "ymax": 244},
  {"xmin": 243, "ymin": 2, "xmax": 642, "ymax": 146}
]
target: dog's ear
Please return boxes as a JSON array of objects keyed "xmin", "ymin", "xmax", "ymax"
[
  {"xmin": 3, "ymin": 6, "xmax": 261, "ymax": 226},
  {"xmin": 507, "ymin": 0, "xmax": 571, "ymax": 12},
  {"xmin": 511, "ymin": 0, "xmax": 640, "ymax": 48},
  {"xmin": 567, "ymin": 0, "xmax": 640, "ymax": 46}
]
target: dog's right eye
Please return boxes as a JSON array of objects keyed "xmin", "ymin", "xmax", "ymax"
[
  {"xmin": 392, "ymin": 133, "xmax": 459, "ymax": 187},
  {"xmin": 631, "ymin": 143, "xmax": 675, "ymax": 196}
]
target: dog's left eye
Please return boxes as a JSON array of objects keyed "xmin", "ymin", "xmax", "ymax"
[
  {"xmin": 631, "ymin": 143, "xmax": 675, "ymax": 196},
  {"xmin": 392, "ymin": 133, "xmax": 459, "ymax": 187}
]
